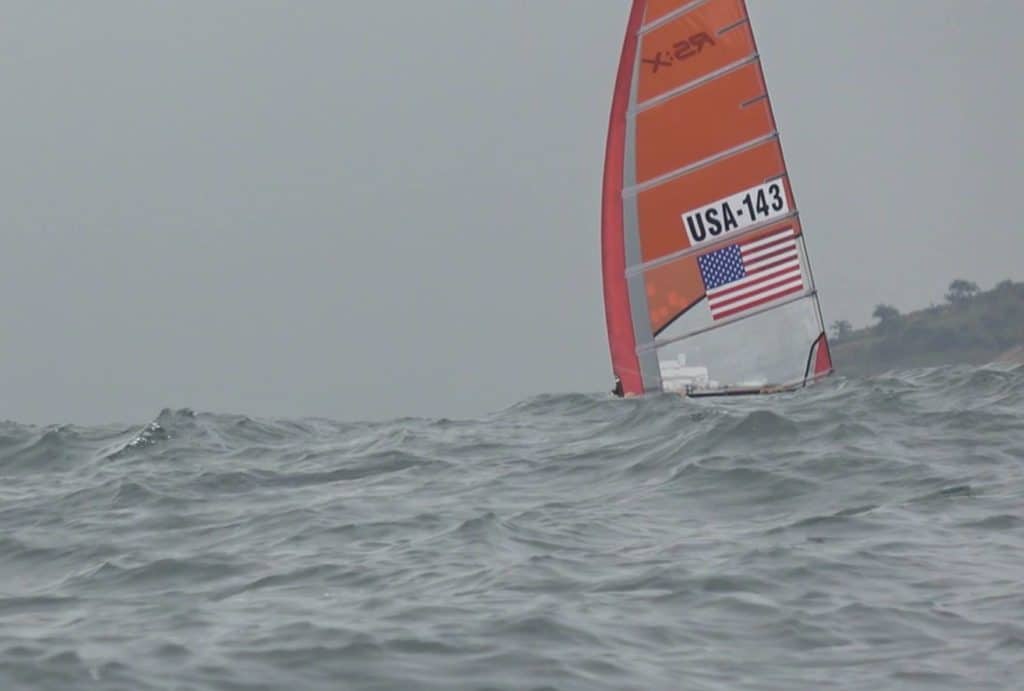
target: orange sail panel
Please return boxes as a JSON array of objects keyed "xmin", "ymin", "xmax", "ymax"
[{"xmin": 602, "ymin": 0, "xmax": 832, "ymax": 395}]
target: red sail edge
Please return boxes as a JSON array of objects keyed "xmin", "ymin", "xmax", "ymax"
[
  {"xmin": 602, "ymin": 0, "xmax": 646, "ymax": 396},
  {"xmin": 813, "ymin": 333, "xmax": 833, "ymax": 376}
]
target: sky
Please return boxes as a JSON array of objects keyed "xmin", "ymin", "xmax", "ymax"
[{"xmin": 2, "ymin": 1, "xmax": 1022, "ymax": 425}]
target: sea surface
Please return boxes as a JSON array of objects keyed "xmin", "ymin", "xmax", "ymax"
[{"xmin": 2, "ymin": 365, "xmax": 1023, "ymax": 690}]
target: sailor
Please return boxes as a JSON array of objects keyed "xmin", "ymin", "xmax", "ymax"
[{"xmin": 611, "ymin": 377, "xmax": 624, "ymax": 398}]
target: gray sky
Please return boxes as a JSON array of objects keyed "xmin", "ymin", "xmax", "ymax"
[{"xmin": 2, "ymin": 1, "xmax": 1022, "ymax": 424}]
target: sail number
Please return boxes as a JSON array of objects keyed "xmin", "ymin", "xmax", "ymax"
[{"xmin": 682, "ymin": 180, "xmax": 790, "ymax": 247}]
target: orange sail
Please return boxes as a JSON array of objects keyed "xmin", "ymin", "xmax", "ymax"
[{"xmin": 603, "ymin": 0, "xmax": 832, "ymax": 396}]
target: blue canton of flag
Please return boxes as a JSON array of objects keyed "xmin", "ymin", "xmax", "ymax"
[{"xmin": 697, "ymin": 244, "xmax": 745, "ymax": 290}]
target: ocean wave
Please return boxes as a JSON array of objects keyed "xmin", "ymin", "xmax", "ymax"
[{"xmin": 1, "ymin": 365, "xmax": 1023, "ymax": 689}]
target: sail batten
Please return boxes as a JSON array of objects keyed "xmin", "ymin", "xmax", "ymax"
[
  {"xmin": 640, "ymin": 0, "xmax": 712, "ymax": 34},
  {"xmin": 632, "ymin": 55, "xmax": 759, "ymax": 113},
  {"xmin": 626, "ymin": 211, "xmax": 799, "ymax": 276},
  {"xmin": 623, "ymin": 132, "xmax": 779, "ymax": 196},
  {"xmin": 602, "ymin": 0, "xmax": 832, "ymax": 396}
]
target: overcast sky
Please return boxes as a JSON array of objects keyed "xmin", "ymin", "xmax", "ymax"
[{"xmin": 2, "ymin": 1, "xmax": 1022, "ymax": 424}]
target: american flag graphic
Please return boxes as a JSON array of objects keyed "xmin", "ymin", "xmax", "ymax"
[{"xmin": 697, "ymin": 228, "xmax": 804, "ymax": 321}]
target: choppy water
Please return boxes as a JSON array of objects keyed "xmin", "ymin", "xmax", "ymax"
[{"xmin": 2, "ymin": 366, "xmax": 1023, "ymax": 690}]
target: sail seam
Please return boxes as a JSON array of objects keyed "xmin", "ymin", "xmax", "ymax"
[
  {"xmin": 631, "ymin": 54, "xmax": 759, "ymax": 114},
  {"xmin": 624, "ymin": 132, "xmax": 779, "ymax": 196},
  {"xmin": 625, "ymin": 209, "xmax": 799, "ymax": 277},
  {"xmin": 741, "ymin": 94, "xmax": 768, "ymax": 108},
  {"xmin": 638, "ymin": 0, "xmax": 709, "ymax": 35},
  {"xmin": 638, "ymin": 289, "xmax": 816, "ymax": 353},
  {"xmin": 718, "ymin": 18, "xmax": 750, "ymax": 36}
]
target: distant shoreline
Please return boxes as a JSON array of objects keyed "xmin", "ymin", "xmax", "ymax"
[{"xmin": 829, "ymin": 280, "xmax": 1024, "ymax": 376}]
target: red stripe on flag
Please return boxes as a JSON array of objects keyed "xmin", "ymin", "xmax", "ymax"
[
  {"xmin": 725, "ymin": 255, "xmax": 799, "ymax": 282},
  {"xmin": 741, "ymin": 234, "xmax": 793, "ymax": 254},
  {"xmin": 712, "ymin": 282, "xmax": 805, "ymax": 320},
  {"xmin": 741, "ymin": 243, "xmax": 797, "ymax": 266},
  {"xmin": 709, "ymin": 268, "xmax": 804, "ymax": 310},
  {"xmin": 739, "ymin": 229, "xmax": 794, "ymax": 251}
]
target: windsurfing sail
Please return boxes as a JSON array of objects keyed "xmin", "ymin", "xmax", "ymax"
[{"xmin": 602, "ymin": 0, "xmax": 832, "ymax": 396}]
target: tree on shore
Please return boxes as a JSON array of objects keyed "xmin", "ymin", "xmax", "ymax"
[
  {"xmin": 872, "ymin": 304, "xmax": 900, "ymax": 323},
  {"xmin": 830, "ymin": 320, "xmax": 853, "ymax": 341},
  {"xmin": 946, "ymin": 279, "xmax": 979, "ymax": 306},
  {"xmin": 872, "ymin": 304, "xmax": 901, "ymax": 334}
]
